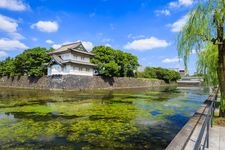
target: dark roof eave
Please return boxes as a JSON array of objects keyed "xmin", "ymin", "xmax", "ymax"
[
  {"xmin": 70, "ymin": 48, "xmax": 95, "ymax": 56},
  {"xmin": 62, "ymin": 61, "xmax": 97, "ymax": 67},
  {"xmin": 48, "ymin": 49, "xmax": 95, "ymax": 56}
]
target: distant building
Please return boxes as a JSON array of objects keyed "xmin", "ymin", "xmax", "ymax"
[
  {"xmin": 179, "ymin": 69, "xmax": 189, "ymax": 77},
  {"xmin": 47, "ymin": 42, "xmax": 97, "ymax": 76},
  {"xmin": 168, "ymin": 68, "xmax": 188, "ymax": 77}
]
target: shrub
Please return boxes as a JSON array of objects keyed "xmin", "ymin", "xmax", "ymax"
[{"xmin": 137, "ymin": 67, "xmax": 181, "ymax": 83}]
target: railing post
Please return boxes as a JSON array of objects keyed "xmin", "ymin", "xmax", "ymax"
[
  {"xmin": 193, "ymin": 87, "xmax": 218, "ymax": 150},
  {"xmin": 211, "ymin": 102, "xmax": 214, "ymax": 127},
  {"xmin": 207, "ymin": 117, "xmax": 209, "ymax": 148}
]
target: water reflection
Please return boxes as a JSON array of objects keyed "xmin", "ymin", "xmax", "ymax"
[{"xmin": 0, "ymin": 86, "xmax": 208, "ymax": 149}]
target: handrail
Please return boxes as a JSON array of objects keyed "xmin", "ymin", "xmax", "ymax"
[{"xmin": 193, "ymin": 87, "xmax": 219, "ymax": 150}]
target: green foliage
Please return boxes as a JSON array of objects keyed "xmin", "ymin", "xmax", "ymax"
[
  {"xmin": 177, "ymin": 0, "xmax": 224, "ymax": 67},
  {"xmin": 177, "ymin": 0, "xmax": 225, "ymax": 115},
  {"xmin": 0, "ymin": 47, "xmax": 51, "ymax": 77},
  {"xmin": 14, "ymin": 47, "xmax": 51, "ymax": 76},
  {"xmin": 0, "ymin": 57, "xmax": 15, "ymax": 77},
  {"xmin": 91, "ymin": 46, "xmax": 139, "ymax": 77},
  {"xmin": 197, "ymin": 44, "xmax": 218, "ymax": 86},
  {"xmin": 137, "ymin": 67, "xmax": 181, "ymax": 83}
]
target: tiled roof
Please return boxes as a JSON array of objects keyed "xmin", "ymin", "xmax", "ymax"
[
  {"xmin": 49, "ymin": 41, "xmax": 94, "ymax": 56},
  {"xmin": 52, "ymin": 55, "xmax": 64, "ymax": 64},
  {"xmin": 49, "ymin": 55, "xmax": 97, "ymax": 67},
  {"xmin": 63, "ymin": 60, "xmax": 97, "ymax": 67}
]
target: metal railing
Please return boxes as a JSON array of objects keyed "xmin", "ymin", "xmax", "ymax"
[{"xmin": 193, "ymin": 87, "xmax": 219, "ymax": 150}]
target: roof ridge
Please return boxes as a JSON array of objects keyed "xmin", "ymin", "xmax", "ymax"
[{"xmin": 61, "ymin": 41, "xmax": 81, "ymax": 47}]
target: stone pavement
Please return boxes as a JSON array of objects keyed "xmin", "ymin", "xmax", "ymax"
[
  {"xmin": 206, "ymin": 125, "xmax": 225, "ymax": 150},
  {"xmin": 185, "ymin": 125, "xmax": 225, "ymax": 150}
]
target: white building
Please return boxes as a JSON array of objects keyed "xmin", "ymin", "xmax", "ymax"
[{"xmin": 47, "ymin": 42, "xmax": 97, "ymax": 76}]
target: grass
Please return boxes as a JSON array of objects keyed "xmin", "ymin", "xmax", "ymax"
[
  {"xmin": 213, "ymin": 117, "xmax": 225, "ymax": 127},
  {"xmin": 137, "ymin": 78, "xmax": 159, "ymax": 81},
  {"xmin": 213, "ymin": 108, "xmax": 225, "ymax": 127}
]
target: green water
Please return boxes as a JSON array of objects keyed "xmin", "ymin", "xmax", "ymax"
[{"xmin": 0, "ymin": 86, "xmax": 208, "ymax": 149}]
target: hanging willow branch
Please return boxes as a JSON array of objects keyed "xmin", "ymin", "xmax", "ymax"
[{"xmin": 177, "ymin": 0, "xmax": 225, "ymax": 68}]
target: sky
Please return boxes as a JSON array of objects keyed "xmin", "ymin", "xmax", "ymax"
[{"xmin": 0, "ymin": 0, "xmax": 198, "ymax": 74}]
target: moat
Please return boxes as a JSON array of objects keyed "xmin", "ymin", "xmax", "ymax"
[{"xmin": 0, "ymin": 87, "xmax": 208, "ymax": 149}]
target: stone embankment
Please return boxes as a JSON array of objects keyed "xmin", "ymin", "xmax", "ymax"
[{"xmin": 0, "ymin": 75, "xmax": 167, "ymax": 90}]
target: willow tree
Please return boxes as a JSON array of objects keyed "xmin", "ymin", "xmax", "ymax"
[
  {"xmin": 197, "ymin": 43, "xmax": 218, "ymax": 86},
  {"xmin": 177, "ymin": 0, "xmax": 225, "ymax": 116}
]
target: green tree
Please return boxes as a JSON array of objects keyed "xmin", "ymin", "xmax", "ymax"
[
  {"xmin": 91, "ymin": 46, "xmax": 139, "ymax": 77},
  {"xmin": 177, "ymin": 0, "xmax": 225, "ymax": 116},
  {"xmin": 197, "ymin": 43, "xmax": 218, "ymax": 86},
  {"xmin": 0, "ymin": 57, "xmax": 15, "ymax": 77},
  {"xmin": 137, "ymin": 67, "xmax": 181, "ymax": 83},
  {"xmin": 14, "ymin": 47, "xmax": 51, "ymax": 76}
]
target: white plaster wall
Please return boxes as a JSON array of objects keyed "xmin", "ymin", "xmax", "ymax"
[
  {"xmin": 48, "ymin": 67, "xmax": 51, "ymax": 75},
  {"xmin": 49, "ymin": 64, "xmax": 63, "ymax": 75},
  {"xmin": 64, "ymin": 53, "xmax": 73, "ymax": 60},
  {"xmin": 60, "ymin": 52, "xmax": 91, "ymax": 63},
  {"xmin": 69, "ymin": 65, "xmax": 93, "ymax": 76},
  {"xmin": 71, "ymin": 53, "xmax": 90, "ymax": 62},
  {"xmin": 48, "ymin": 64, "xmax": 94, "ymax": 76}
]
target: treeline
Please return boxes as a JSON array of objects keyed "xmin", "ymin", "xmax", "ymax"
[
  {"xmin": 0, "ymin": 45, "xmax": 181, "ymax": 82},
  {"xmin": 91, "ymin": 46, "xmax": 139, "ymax": 77},
  {"xmin": 0, "ymin": 47, "xmax": 52, "ymax": 77},
  {"xmin": 137, "ymin": 67, "xmax": 181, "ymax": 83}
]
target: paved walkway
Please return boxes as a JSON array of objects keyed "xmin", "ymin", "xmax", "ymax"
[
  {"xmin": 185, "ymin": 125, "xmax": 225, "ymax": 150},
  {"xmin": 206, "ymin": 125, "xmax": 225, "ymax": 150}
]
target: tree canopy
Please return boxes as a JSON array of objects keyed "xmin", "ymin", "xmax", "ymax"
[
  {"xmin": 0, "ymin": 47, "xmax": 52, "ymax": 77},
  {"xmin": 197, "ymin": 43, "xmax": 218, "ymax": 86},
  {"xmin": 137, "ymin": 67, "xmax": 181, "ymax": 83},
  {"xmin": 91, "ymin": 46, "xmax": 139, "ymax": 77},
  {"xmin": 177, "ymin": 0, "xmax": 225, "ymax": 65},
  {"xmin": 177, "ymin": 0, "xmax": 225, "ymax": 116},
  {"xmin": 0, "ymin": 57, "xmax": 15, "ymax": 77}
]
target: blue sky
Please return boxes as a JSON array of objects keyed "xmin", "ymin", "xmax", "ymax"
[{"xmin": 0, "ymin": 0, "xmax": 198, "ymax": 74}]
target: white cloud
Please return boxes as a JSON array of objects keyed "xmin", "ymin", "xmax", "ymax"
[
  {"xmin": 0, "ymin": 14, "xmax": 24, "ymax": 40},
  {"xmin": 105, "ymin": 43, "xmax": 112, "ymax": 47},
  {"xmin": 162, "ymin": 57, "xmax": 181, "ymax": 63},
  {"xmin": 46, "ymin": 39, "xmax": 54, "ymax": 44},
  {"xmin": 124, "ymin": 37, "xmax": 170, "ymax": 51},
  {"xmin": 155, "ymin": 9, "xmax": 171, "ymax": 16},
  {"xmin": 8, "ymin": 32, "xmax": 24, "ymax": 40},
  {"xmin": 31, "ymin": 21, "xmax": 59, "ymax": 33},
  {"xmin": 0, "ymin": 51, "xmax": 8, "ymax": 57},
  {"xmin": 0, "ymin": 14, "xmax": 18, "ymax": 33},
  {"xmin": 52, "ymin": 40, "xmax": 94, "ymax": 51},
  {"xmin": 52, "ymin": 42, "xmax": 69, "ymax": 49},
  {"xmin": 169, "ymin": 15, "xmax": 188, "ymax": 32},
  {"xmin": 52, "ymin": 44, "xmax": 60, "ymax": 49},
  {"xmin": 80, "ymin": 41, "xmax": 94, "ymax": 51},
  {"xmin": 0, "ymin": 38, "xmax": 28, "ymax": 51},
  {"xmin": 0, "ymin": 0, "xmax": 28, "ymax": 11},
  {"xmin": 179, "ymin": 0, "xmax": 193, "ymax": 6},
  {"xmin": 169, "ymin": 0, "xmax": 193, "ymax": 8}
]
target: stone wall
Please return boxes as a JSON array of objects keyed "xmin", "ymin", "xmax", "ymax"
[
  {"xmin": 0, "ymin": 75, "xmax": 167, "ymax": 90},
  {"xmin": 0, "ymin": 76, "xmax": 48, "ymax": 89}
]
